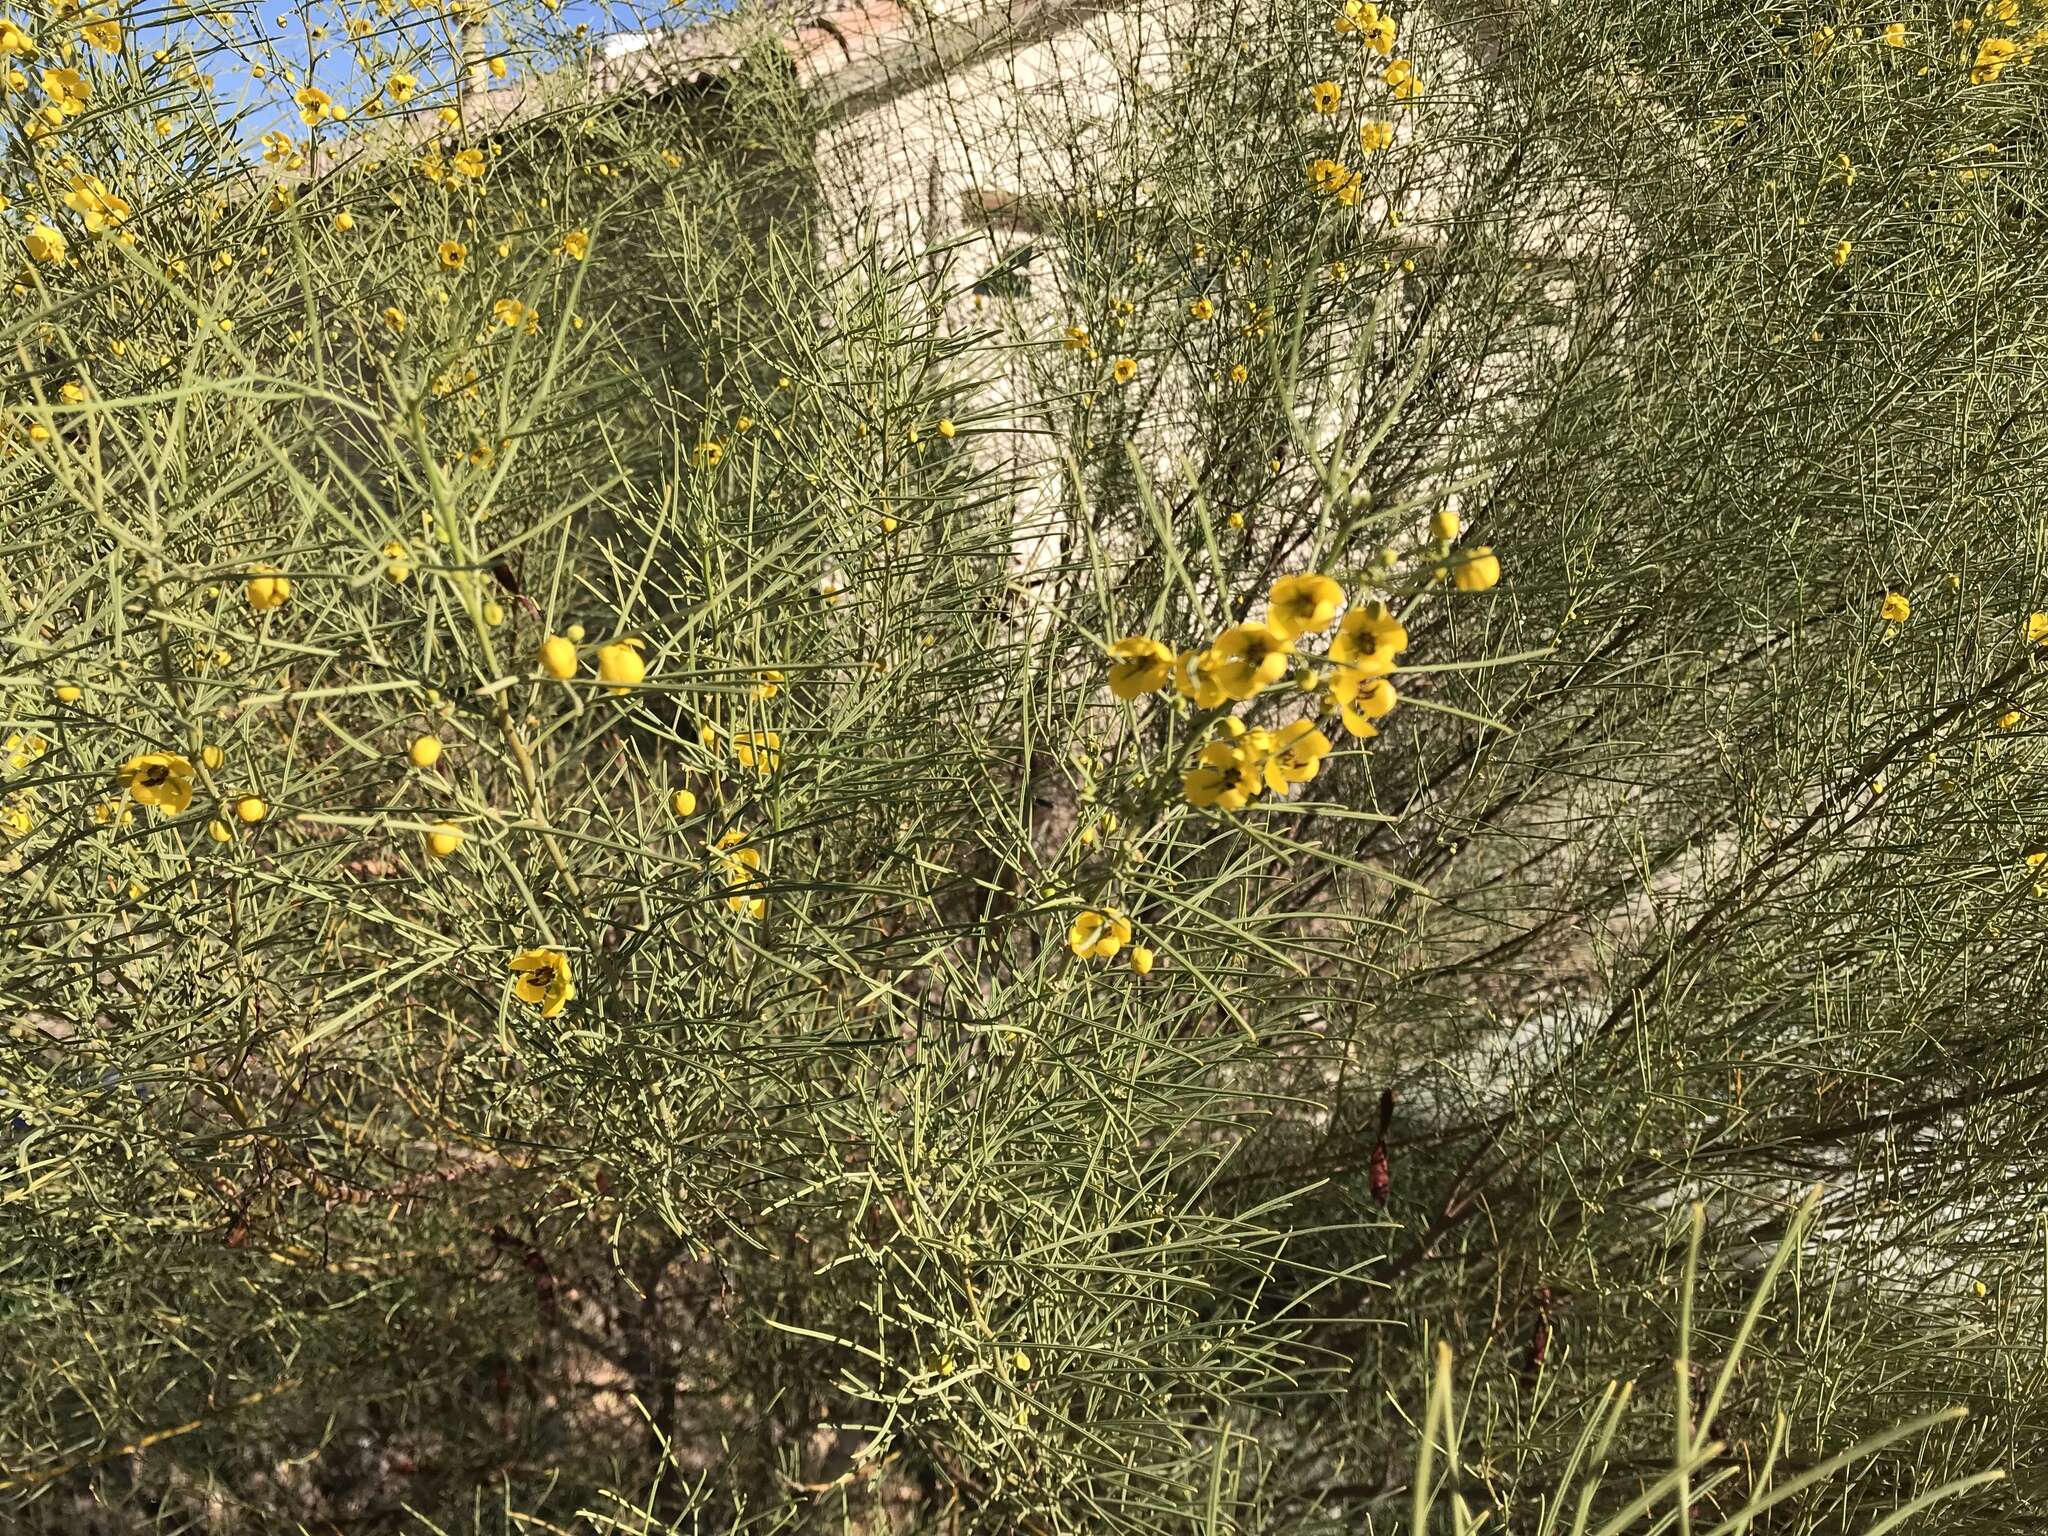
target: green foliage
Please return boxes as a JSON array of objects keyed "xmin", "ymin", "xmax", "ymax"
[{"xmin": 3, "ymin": 0, "xmax": 2048, "ymax": 1530}]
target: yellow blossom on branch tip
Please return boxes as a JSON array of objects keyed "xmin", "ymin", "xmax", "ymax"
[
  {"xmin": 597, "ymin": 638, "xmax": 645, "ymax": 693},
  {"xmin": 1263, "ymin": 719, "xmax": 1333, "ymax": 793},
  {"xmin": 408, "ymin": 735, "xmax": 442, "ymax": 769},
  {"xmin": 2025, "ymin": 612, "xmax": 2048, "ymax": 645},
  {"xmin": 24, "ymin": 223, "xmax": 66, "ymax": 263},
  {"xmin": 733, "ymin": 730, "xmax": 781, "ymax": 774},
  {"xmin": 118, "ymin": 752, "xmax": 195, "ymax": 813},
  {"xmin": 670, "ymin": 788, "xmax": 697, "ymax": 817},
  {"xmin": 508, "ymin": 948, "xmax": 575, "ymax": 1017},
  {"xmin": 1209, "ymin": 624, "xmax": 1294, "ymax": 700},
  {"xmin": 1268, "ymin": 573, "xmax": 1344, "ymax": 640},
  {"xmin": 1972, "ymin": 36, "xmax": 2016, "ymax": 82},
  {"xmin": 1172, "ymin": 647, "xmax": 1229, "ymax": 708},
  {"xmin": 1310, "ymin": 80, "xmax": 1340, "ymax": 113},
  {"xmin": 246, "ymin": 565, "xmax": 292, "ymax": 610},
  {"xmin": 235, "ymin": 796, "xmax": 267, "ymax": 824},
  {"xmin": 1880, "ymin": 591, "xmax": 1911, "ymax": 624},
  {"xmin": 559, "ymin": 229, "xmax": 589, "ymax": 260},
  {"xmin": 1328, "ymin": 665, "xmax": 1398, "ymax": 738},
  {"xmin": 1068, "ymin": 909, "xmax": 1132, "ymax": 959},
  {"xmin": 536, "ymin": 634, "xmax": 578, "ymax": 679},
  {"xmin": 1331, "ymin": 602, "xmax": 1406, "ymax": 666},
  {"xmin": 1454, "ymin": 548, "xmax": 1501, "ymax": 591},
  {"xmin": 1108, "ymin": 637, "xmax": 1174, "ymax": 699},
  {"xmin": 1184, "ymin": 732, "xmax": 1266, "ymax": 810},
  {"xmin": 1112, "ymin": 357, "xmax": 1138, "ymax": 385},
  {"xmin": 438, "ymin": 239, "xmax": 468, "ymax": 271}
]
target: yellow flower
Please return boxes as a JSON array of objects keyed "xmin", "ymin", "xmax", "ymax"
[
  {"xmin": 733, "ymin": 729, "xmax": 781, "ymax": 774},
  {"xmin": 206, "ymin": 818, "xmax": 232, "ymax": 843},
  {"xmin": 1382, "ymin": 57, "xmax": 1421, "ymax": 99},
  {"xmin": 245, "ymin": 564, "xmax": 292, "ymax": 611},
  {"xmin": 1068, "ymin": 908, "xmax": 1133, "ymax": 958},
  {"xmin": 1832, "ymin": 238, "xmax": 1853, "ymax": 268},
  {"xmin": 408, "ymin": 735, "xmax": 442, "ymax": 769},
  {"xmin": 507, "ymin": 947, "xmax": 575, "ymax": 1017},
  {"xmin": 54, "ymin": 684, "xmax": 82, "ymax": 703},
  {"xmin": 1263, "ymin": 719, "xmax": 1332, "ymax": 793},
  {"xmin": 81, "ymin": 15, "xmax": 119, "ymax": 52},
  {"xmin": 716, "ymin": 831, "xmax": 767, "ymax": 917},
  {"xmin": 1330, "ymin": 602, "xmax": 1406, "ymax": 667},
  {"xmin": 382, "ymin": 305, "xmax": 408, "ymax": 333},
  {"xmin": 752, "ymin": 669, "xmax": 785, "ymax": 701},
  {"xmin": 1883, "ymin": 21, "xmax": 1907, "ymax": 46},
  {"xmin": 1190, "ymin": 296, "xmax": 1216, "ymax": 321},
  {"xmin": 1128, "ymin": 944, "xmax": 1155, "ymax": 976},
  {"xmin": 425, "ymin": 821, "xmax": 464, "ymax": 857},
  {"xmin": 1064, "ymin": 325, "xmax": 1091, "ymax": 350},
  {"xmin": 670, "ymin": 788, "xmax": 697, "ymax": 817},
  {"xmin": 559, "ymin": 228, "xmax": 589, "ymax": 260},
  {"xmin": 62, "ymin": 174, "xmax": 131, "ymax": 232},
  {"xmin": 692, "ymin": 440, "xmax": 724, "ymax": 469},
  {"xmin": 117, "ymin": 752, "xmax": 195, "ymax": 813},
  {"xmin": 539, "ymin": 634, "xmax": 578, "ymax": 678},
  {"xmin": 1310, "ymin": 80, "xmax": 1341, "ymax": 113},
  {"xmin": 234, "ymin": 795, "xmax": 267, "ymax": 824},
  {"xmin": 1112, "ymin": 356, "xmax": 1139, "ymax": 385},
  {"xmin": 1359, "ymin": 119, "xmax": 1395, "ymax": 153},
  {"xmin": 24, "ymin": 222, "xmax": 66, "ymax": 264},
  {"xmin": 491, "ymin": 297, "xmax": 534, "ymax": 330},
  {"xmin": 1336, "ymin": 0, "xmax": 1398, "ymax": 50},
  {"xmin": 1328, "ymin": 667, "xmax": 1398, "ymax": 738},
  {"xmin": 597, "ymin": 637, "xmax": 646, "ymax": 693},
  {"xmin": 1183, "ymin": 730, "xmax": 1268, "ymax": 810},
  {"xmin": 1108, "ymin": 637, "xmax": 1174, "ymax": 699},
  {"xmin": 438, "ymin": 239, "xmax": 468, "ymax": 271},
  {"xmin": 386, "ymin": 69, "xmax": 416, "ymax": 102},
  {"xmin": 1880, "ymin": 591, "xmax": 1911, "ymax": 624},
  {"xmin": 1997, "ymin": 709, "xmax": 2024, "ymax": 729},
  {"xmin": 41, "ymin": 65, "xmax": 89, "ymax": 116},
  {"xmin": 381, "ymin": 539, "xmax": 411, "ymax": 581},
  {"xmin": 2025, "ymin": 612, "xmax": 2048, "ymax": 645},
  {"xmin": 1268, "ymin": 573, "xmax": 1344, "ymax": 640},
  {"xmin": 451, "ymin": 146, "xmax": 485, "ymax": 178},
  {"xmin": 1972, "ymin": 35, "xmax": 2016, "ymax": 82},
  {"xmin": 0, "ymin": 20, "xmax": 33, "ymax": 56},
  {"xmin": 1454, "ymin": 548, "xmax": 1502, "ymax": 592},
  {"xmin": 1172, "ymin": 647, "xmax": 1230, "ymax": 709},
  {"xmin": 295, "ymin": 85, "xmax": 334, "ymax": 125},
  {"xmin": 1209, "ymin": 623, "xmax": 1293, "ymax": 700}
]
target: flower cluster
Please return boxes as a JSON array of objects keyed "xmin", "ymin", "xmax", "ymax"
[{"xmin": 1107, "ymin": 534, "xmax": 1502, "ymax": 812}]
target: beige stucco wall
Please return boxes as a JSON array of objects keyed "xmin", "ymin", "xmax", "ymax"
[{"xmin": 800, "ymin": 0, "xmax": 1638, "ymax": 588}]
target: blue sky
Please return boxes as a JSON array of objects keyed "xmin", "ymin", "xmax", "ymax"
[{"xmin": 132, "ymin": 0, "xmax": 726, "ymax": 141}]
